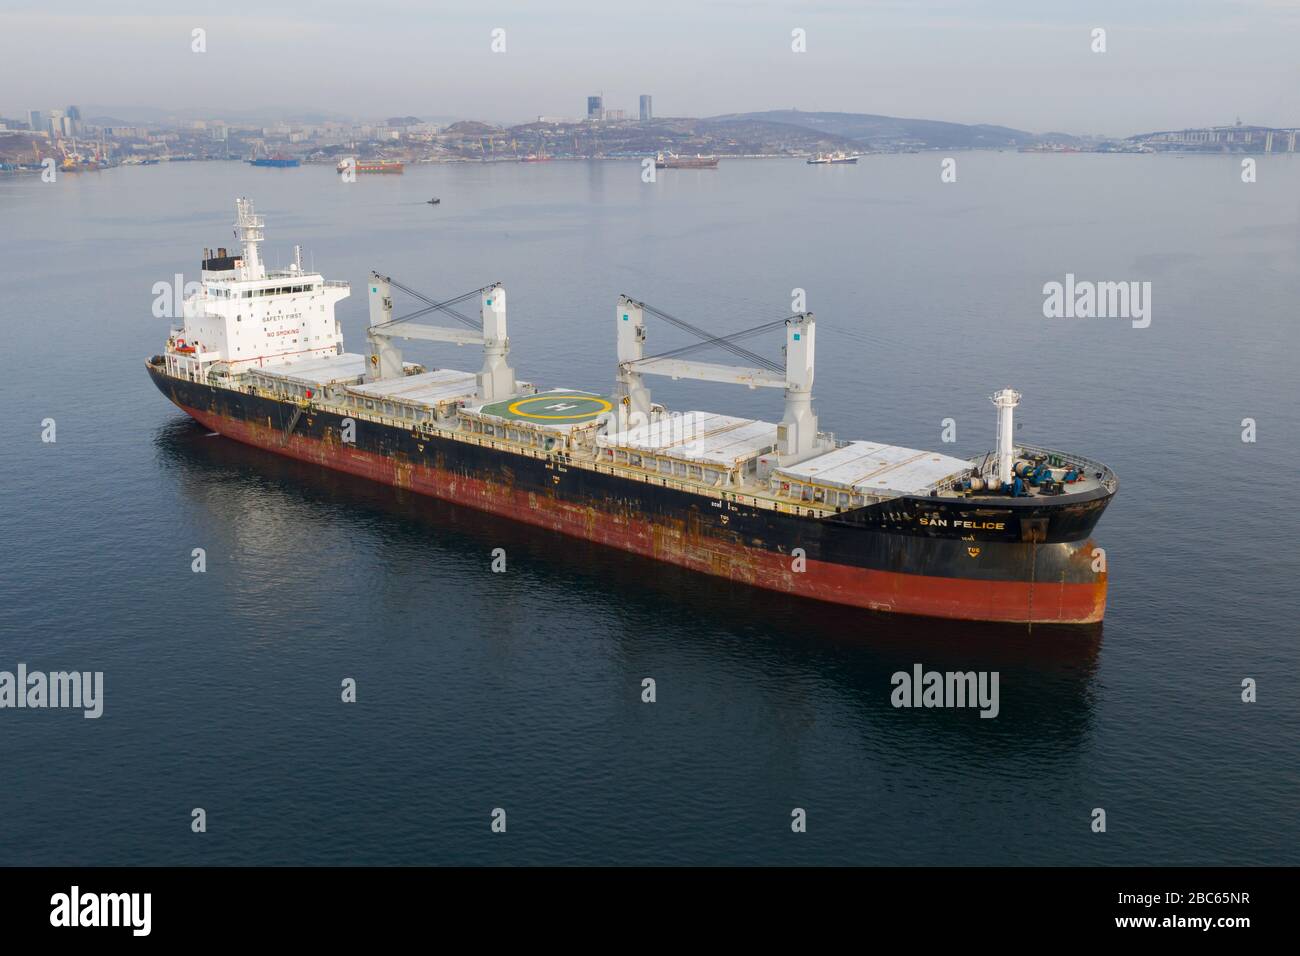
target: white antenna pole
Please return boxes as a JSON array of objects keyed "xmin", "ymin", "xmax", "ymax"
[
  {"xmin": 990, "ymin": 388, "xmax": 1022, "ymax": 486},
  {"xmin": 234, "ymin": 197, "xmax": 265, "ymax": 279}
]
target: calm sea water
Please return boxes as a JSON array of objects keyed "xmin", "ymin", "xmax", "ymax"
[{"xmin": 0, "ymin": 155, "xmax": 1296, "ymax": 865}]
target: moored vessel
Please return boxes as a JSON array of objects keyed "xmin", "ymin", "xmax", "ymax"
[
  {"xmin": 655, "ymin": 151, "xmax": 719, "ymax": 169},
  {"xmin": 807, "ymin": 151, "xmax": 860, "ymax": 164},
  {"xmin": 147, "ymin": 199, "xmax": 1116, "ymax": 625},
  {"xmin": 247, "ymin": 153, "xmax": 301, "ymax": 168},
  {"xmin": 336, "ymin": 158, "xmax": 404, "ymax": 174}
]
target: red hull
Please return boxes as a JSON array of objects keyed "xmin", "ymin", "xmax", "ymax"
[{"xmin": 179, "ymin": 404, "xmax": 1107, "ymax": 625}]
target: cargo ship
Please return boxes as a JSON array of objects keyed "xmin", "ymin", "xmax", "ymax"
[
  {"xmin": 336, "ymin": 159, "xmax": 404, "ymax": 174},
  {"xmin": 807, "ymin": 152, "xmax": 860, "ymax": 164},
  {"xmin": 147, "ymin": 199, "xmax": 1116, "ymax": 624},
  {"xmin": 247, "ymin": 154, "xmax": 300, "ymax": 168},
  {"xmin": 655, "ymin": 151, "xmax": 719, "ymax": 169}
]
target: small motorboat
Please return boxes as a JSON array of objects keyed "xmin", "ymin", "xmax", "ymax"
[{"xmin": 427, "ymin": 198, "xmax": 441, "ymax": 205}]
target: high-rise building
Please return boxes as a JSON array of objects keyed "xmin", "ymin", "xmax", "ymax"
[
  {"xmin": 66, "ymin": 105, "xmax": 81, "ymax": 133},
  {"xmin": 587, "ymin": 95, "xmax": 603, "ymax": 121},
  {"xmin": 639, "ymin": 95, "xmax": 652, "ymax": 122},
  {"xmin": 27, "ymin": 109, "xmax": 44, "ymax": 133}
]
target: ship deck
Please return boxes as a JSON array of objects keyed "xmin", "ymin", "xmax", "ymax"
[
  {"xmin": 252, "ymin": 352, "xmax": 368, "ymax": 387},
  {"xmin": 775, "ymin": 440, "xmax": 970, "ymax": 499},
  {"xmin": 599, "ymin": 411, "xmax": 778, "ymax": 469},
  {"xmin": 226, "ymin": 362, "xmax": 1113, "ymax": 509},
  {"xmin": 349, "ymin": 368, "xmax": 479, "ymax": 408},
  {"xmin": 933, "ymin": 444, "xmax": 1116, "ymax": 502}
]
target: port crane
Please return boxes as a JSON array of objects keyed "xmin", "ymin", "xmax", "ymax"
[
  {"xmin": 613, "ymin": 296, "xmax": 826, "ymax": 461},
  {"xmin": 365, "ymin": 273, "xmax": 517, "ymax": 403}
]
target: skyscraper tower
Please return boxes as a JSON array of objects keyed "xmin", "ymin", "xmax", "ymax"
[
  {"xmin": 639, "ymin": 95, "xmax": 652, "ymax": 122},
  {"xmin": 587, "ymin": 95, "xmax": 604, "ymax": 121}
]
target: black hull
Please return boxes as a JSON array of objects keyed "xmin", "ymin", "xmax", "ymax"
[{"xmin": 147, "ymin": 364, "xmax": 1115, "ymax": 623}]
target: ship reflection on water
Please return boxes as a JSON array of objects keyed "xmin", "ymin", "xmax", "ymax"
[{"xmin": 156, "ymin": 417, "xmax": 1102, "ymax": 750}]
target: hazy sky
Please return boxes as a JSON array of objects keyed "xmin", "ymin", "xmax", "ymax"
[{"xmin": 4, "ymin": 0, "xmax": 1298, "ymax": 135}]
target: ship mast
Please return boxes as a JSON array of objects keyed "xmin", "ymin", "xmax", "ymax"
[
  {"xmin": 234, "ymin": 197, "xmax": 266, "ymax": 280},
  {"xmin": 991, "ymin": 388, "xmax": 1022, "ymax": 486}
]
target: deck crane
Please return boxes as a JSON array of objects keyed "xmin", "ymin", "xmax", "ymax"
[
  {"xmin": 365, "ymin": 273, "xmax": 517, "ymax": 403},
  {"xmin": 613, "ymin": 296, "xmax": 830, "ymax": 463}
]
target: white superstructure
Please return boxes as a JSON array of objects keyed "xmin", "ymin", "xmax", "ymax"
[{"xmin": 163, "ymin": 198, "xmax": 350, "ymax": 380}]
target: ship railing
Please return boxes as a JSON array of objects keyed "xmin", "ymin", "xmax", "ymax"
[
  {"xmin": 956, "ymin": 444, "xmax": 1117, "ymax": 491},
  {"xmin": 1017, "ymin": 442, "xmax": 1117, "ymax": 489},
  {"xmin": 583, "ymin": 461, "xmax": 835, "ymax": 518},
  {"xmin": 324, "ymin": 280, "xmax": 350, "ymax": 289}
]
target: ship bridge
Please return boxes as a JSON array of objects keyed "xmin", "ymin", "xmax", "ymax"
[{"xmin": 164, "ymin": 198, "xmax": 349, "ymax": 382}]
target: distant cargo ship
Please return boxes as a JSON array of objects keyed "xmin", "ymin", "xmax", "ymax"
[
  {"xmin": 655, "ymin": 151, "xmax": 719, "ymax": 169},
  {"xmin": 148, "ymin": 199, "xmax": 1117, "ymax": 625},
  {"xmin": 807, "ymin": 152, "xmax": 860, "ymax": 164},
  {"xmin": 1018, "ymin": 144, "xmax": 1083, "ymax": 154},
  {"xmin": 247, "ymin": 154, "xmax": 300, "ymax": 168},
  {"xmin": 336, "ymin": 159, "xmax": 404, "ymax": 174}
]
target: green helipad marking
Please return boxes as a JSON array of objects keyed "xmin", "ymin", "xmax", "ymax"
[{"xmin": 480, "ymin": 393, "xmax": 612, "ymax": 423}]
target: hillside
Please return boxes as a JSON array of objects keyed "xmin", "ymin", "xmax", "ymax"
[{"xmin": 707, "ymin": 110, "xmax": 1036, "ymax": 149}]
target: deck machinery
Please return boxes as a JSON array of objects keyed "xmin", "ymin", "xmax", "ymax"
[{"xmin": 148, "ymin": 198, "xmax": 1117, "ymax": 624}]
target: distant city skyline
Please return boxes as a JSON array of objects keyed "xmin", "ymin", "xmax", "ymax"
[{"xmin": 4, "ymin": 0, "xmax": 1299, "ymax": 137}]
